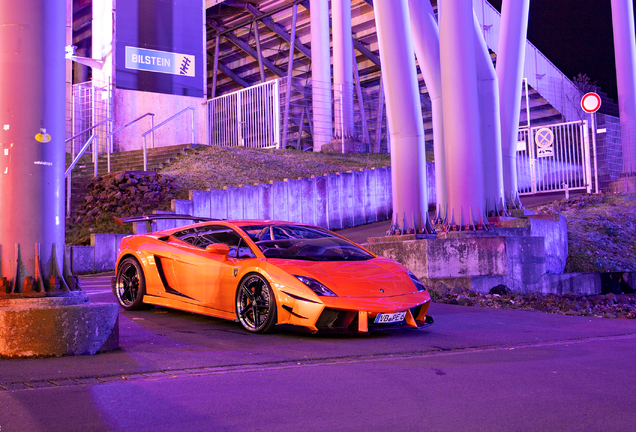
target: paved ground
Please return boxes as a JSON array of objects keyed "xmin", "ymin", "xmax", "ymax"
[{"xmin": 1, "ymin": 270, "xmax": 636, "ymax": 431}]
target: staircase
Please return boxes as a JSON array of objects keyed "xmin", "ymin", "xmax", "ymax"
[{"xmin": 67, "ymin": 143, "xmax": 198, "ymax": 219}]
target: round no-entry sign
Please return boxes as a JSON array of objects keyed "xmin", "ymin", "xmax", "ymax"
[{"xmin": 581, "ymin": 92, "xmax": 601, "ymax": 113}]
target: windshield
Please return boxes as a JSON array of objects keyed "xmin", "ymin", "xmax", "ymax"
[{"xmin": 240, "ymin": 224, "xmax": 374, "ymax": 261}]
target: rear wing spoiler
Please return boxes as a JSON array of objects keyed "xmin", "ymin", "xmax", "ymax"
[{"xmin": 114, "ymin": 214, "xmax": 221, "ymax": 227}]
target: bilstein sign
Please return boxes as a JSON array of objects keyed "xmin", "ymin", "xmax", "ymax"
[{"xmin": 125, "ymin": 47, "xmax": 195, "ymax": 77}]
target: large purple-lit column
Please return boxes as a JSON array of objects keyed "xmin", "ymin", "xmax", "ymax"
[
  {"xmin": 310, "ymin": 0, "xmax": 333, "ymax": 152},
  {"xmin": 332, "ymin": 0, "xmax": 355, "ymax": 138},
  {"xmin": 611, "ymin": 0, "xmax": 636, "ymax": 174},
  {"xmin": 496, "ymin": 0, "xmax": 529, "ymax": 205},
  {"xmin": 474, "ymin": 13, "xmax": 504, "ymax": 214},
  {"xmin": 408, "ymin": 0, "xmax": 447, "ymax": 212},
  {"xmin": 0, "ymin": 0, "xmax": 66, "ymax": 285},
  {"xmin": 440, "ymin": 0, "xmax": 485, "ymax": 227},
  {"xmin": 375, "ymin": 0, "xmax": 428, "ymax": 232}
]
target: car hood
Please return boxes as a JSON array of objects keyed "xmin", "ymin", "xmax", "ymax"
[{"xmin": 270, "ymin": 258, "xmax": 417, "ymax": 298}]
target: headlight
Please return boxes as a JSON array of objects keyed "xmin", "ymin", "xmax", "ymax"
[
  {"xmin": 294, "ymin": 275, "xmax": 338, "ymax": 297},
  {"xmin": 408, "ymin": 271, "xmax": 427, "ymax": 292}
]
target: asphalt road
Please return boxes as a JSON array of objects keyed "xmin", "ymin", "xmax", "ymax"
[{"xmin": 1, "ymin": 271, "xmax": 636, "ymax": 431}]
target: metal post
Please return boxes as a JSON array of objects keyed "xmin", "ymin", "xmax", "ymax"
[
  {"xmin": 0, "ymin": 0, "xmax": 67, "ymax": 281},
  {"xmin": 94, "ymin": 136, "xmax": 99, "ymax": 177},
  {"xmin": 375, "ymin": 0, "xmax": 428, "ymax": 232},
  {"xmin": 254, "ymin": 22, "xmax": 266, "ymax": 83},
  {"xmin": 273, "ymin": 79, "xmax": 281, "ymax": 148},
  {"xmin": 611, "ymin": 0, "xmax": 636, "ymax": 174},
  {"xmin": 583, "ymin": 120, "xmax": 593, "ymax": 193},
  {"xmin": 352, "ymin": 56, "xmax": 369, "ymax": 145},
  {"xmin": 473, "ymin": 11, "xmax": 504, "ymax": 214},
  {"xmin": 408, "ymin": 0, "xmax": 447, "ymax": 211},
  {"xmin": 497, "ymin": 0, "xmax": 530, "ymax": 205},
  {"xmin": 332, "ymin": 0, "xmax": 355, "ymax": 139},
  {"xmin": 440, "ymin": 0, "xmax": 486, "ymax": 227},
  {"xmin": 282, "ymin": 4, "xmax": 298, "ymax": 149},
  {"xmin": 67, "ymin": 172, "xmax": 71, "ymax": 218},
  {"xmin": 151, "ymin": 114, "xmax": 155, "ymax": 148},
  {"xmin": 212, "ymin": 35, "xmax": 220, "ymax": 98},
  {"xmin": 310, "ymin": 0, "xmax": 332, "ymax": 152},
  {"xmin": 191, "ymin": 107, "xmax": 195, "ymax": 144},
  {"xmin": 143, "ymin": 135, "xmax": 148, "ymax": 171},
  {"xmin": 375, "ymin": 78, "xmax": 385, "ymax": 153},
  {"xmin": 591, "ymin": 112, "xmax": 599, "ymax": 193}
]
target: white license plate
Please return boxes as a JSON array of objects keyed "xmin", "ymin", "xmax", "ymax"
[{"xmin": 374, "ymin": 311, "xmax": 406, "ymax": 324}]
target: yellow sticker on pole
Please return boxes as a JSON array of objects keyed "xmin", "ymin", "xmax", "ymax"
[{"xmin": 35, "ymin": 128, "xmax": 51, "ymax": 143}]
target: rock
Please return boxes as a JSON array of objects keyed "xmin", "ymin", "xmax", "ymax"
[
  {"xmin": 604, "ymin": 313, "xmax": 617, "ymax": 319},
  {"xmin": 605, "ymin": 293, "xmax": 616, "ymax": 301},
  {"xmin": 457, "ymin": 295, "xmax": 471, "ymax": 306},
  {"xmin": 448, "ymin": 298, "xmax": 459, "ymax": 305},
  {"xmin": 450, "ymin": 286, "xmax": 464, "ymax": 296},
  {"xmin": 490, "ymin": 284, "xmax": 511, "ymax": 296},
  {"xmin": 565, "ymin": 310, "xmax": 579, "ymax": 316}
]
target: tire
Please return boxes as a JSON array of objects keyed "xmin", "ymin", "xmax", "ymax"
[
  {"xmin": 236, "ymin": 273, "xmax": 277, "ymax": 333},
  {"xmin": 115, "ymin": 256, "xmax": 152, "ymax": 311}
]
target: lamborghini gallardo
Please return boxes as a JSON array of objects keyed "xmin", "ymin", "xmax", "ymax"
[{"xmin": 112, "ymin": 216, "xmax": 432, "ymax": 334}]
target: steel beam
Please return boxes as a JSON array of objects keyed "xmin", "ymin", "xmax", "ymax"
[
  {"xmin": 209, "ymin": 20, "xmax": 286, "ymax": 77},
  {"xmin": 245, "ymin": 3, "xmax": 312, "ymax": 60}
]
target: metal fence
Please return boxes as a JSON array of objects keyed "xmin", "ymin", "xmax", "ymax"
[
  {"xmin": 207, "ymin": 77, "xmax": 435, "ymax": 153},
  {"xmin": 517, "ymin": 120, "xmax": 592, "ymax": 195},
  {"xmin": 207, "ymin": 80, "xmax": 280, "ymax": 148},
  {"xmin": 67, "ymin": 80, "xmax": 112, "ymax": 160}
]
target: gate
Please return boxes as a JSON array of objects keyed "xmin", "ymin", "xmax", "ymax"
[
  {"xmin": 207, "ymin": 80, "xmax": 280, "ymax": 148},
  {"xmin": 517, "ymin": 120, "xmax": 593, "ymax": 195}
]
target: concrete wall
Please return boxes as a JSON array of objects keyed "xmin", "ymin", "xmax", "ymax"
[{"xmin": 112, "ymin": 89, "xmax": 207, "ymax": 151}]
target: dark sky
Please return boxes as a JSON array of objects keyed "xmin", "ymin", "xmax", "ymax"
[{"xmin": 487, "ymin": 0, "xmax": 634, "ymax": 103}]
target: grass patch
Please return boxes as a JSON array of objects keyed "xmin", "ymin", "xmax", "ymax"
[
  {"xmin": 159, "ymin": 146, "xmax": 392, "ymax": 191},
  {"xmin": 531, "ymin": 193, "xmax": 636, "ymax": 273}
]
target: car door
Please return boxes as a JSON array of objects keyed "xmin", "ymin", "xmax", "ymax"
[{"xmin": 169, "ymin": 225, "xmax": 255, "ymax": 312}]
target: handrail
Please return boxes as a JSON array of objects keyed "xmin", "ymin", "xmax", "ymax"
[
  {"xmin": 65, "ymin": 134, "xmax": 98, "ymax": 178},
  {"xmin": 65, "ymin": 118, "xmax": 113, "ymax": 144},
  {"xmin": 141, "ymin": 107, "xmax": 195, "ymax": 171},
  {"xmin": 65, "ymin": 134, "xmax": 97, "ymax": 218},
  {"xmin": 105, "ymin": 112, "xmax": 155, "ymax": 173}
]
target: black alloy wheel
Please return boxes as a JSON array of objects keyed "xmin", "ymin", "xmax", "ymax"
[
  {"xmin": 236, "ymin": 273, "xmax": 277, "ymax": 333},
  {"xmin": 115, "ymin": 257, "xmax": 151, "ymax": 310}
]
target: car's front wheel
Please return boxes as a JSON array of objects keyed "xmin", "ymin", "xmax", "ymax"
[
  {"xmin": 115, "ymin": 256, "xmax": 152, "ymax": 310},
  {"xmin": 236, "ymin": 273, "xmax": 277, "ymax": 333}
]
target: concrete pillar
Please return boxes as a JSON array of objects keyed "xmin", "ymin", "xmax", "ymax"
[
  {"xmin": 0, "ymin": 0, "xmax": 66, "ymax": 286},
  {"xmin": 473, "ymin": 12, "xmax": 505, "ymax": 214},
  {"xmin": 440, "ymin": 0, "xmax": 486, "ymax": 227},
  {"xmin": 332, "ymin": 0, "xmax": 355, "ymax": 138},
  {"xmin": 611, "ymin": 0, "xmax": 636, "ymax": 174},
  {"xmin": 497, "ymin": 0, "xmax": 530, "ymax": 205},
  {"xmin": 375, "ymin": 0, "xmax": 428, "ymax": 232},
  {"xmin": 310, "ymin": 0, "xmax": 333, "ymax": 151},
  {"xmin": 408, "ymin": 0, "xmax": 447, "ymax": 211}
]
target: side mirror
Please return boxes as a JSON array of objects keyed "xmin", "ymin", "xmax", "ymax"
[{"xmin": 205, "ymin": 243, "xmax": 230, "ymax": 260}]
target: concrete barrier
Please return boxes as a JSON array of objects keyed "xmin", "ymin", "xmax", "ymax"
[{"xmin": 0, "ymin": 294, "xmax": 119, "ymax": 358}]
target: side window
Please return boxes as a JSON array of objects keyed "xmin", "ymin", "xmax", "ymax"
[{"xmin": 174, "ymin": 224, "xmax": 256, "ymax": 259}]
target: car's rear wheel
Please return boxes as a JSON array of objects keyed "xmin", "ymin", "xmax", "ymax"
[
  {"xmin": 236, "ymin": 273, "xmax": 277, "ymax": 333},
  {"xmin": 115, "ymin": 256, "xmax": 152, "ymax": 310}
]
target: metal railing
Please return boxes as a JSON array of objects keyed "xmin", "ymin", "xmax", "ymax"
[
  {"xmin": 106, "ymin": 112, "xmax": 155, "ymax": 173},
  {"xmin": 65, "ymin": 118, "xmax": 114, "ymax": 176},
  {"xmin": 141, "ymin": 107, "xmax": 195, "ymax": 171},
  {"xmin": 517, "ymin": 120, "xmax": 591, "ymax": 195},
  {"xmin": 65, "ymin": 134, "xmax": 98, "ymax": 218}
]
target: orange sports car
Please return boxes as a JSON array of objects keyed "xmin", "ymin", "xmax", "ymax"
[{"xmin": 112, "ymin": 216, "xmax": 432, "ymax": 334}]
